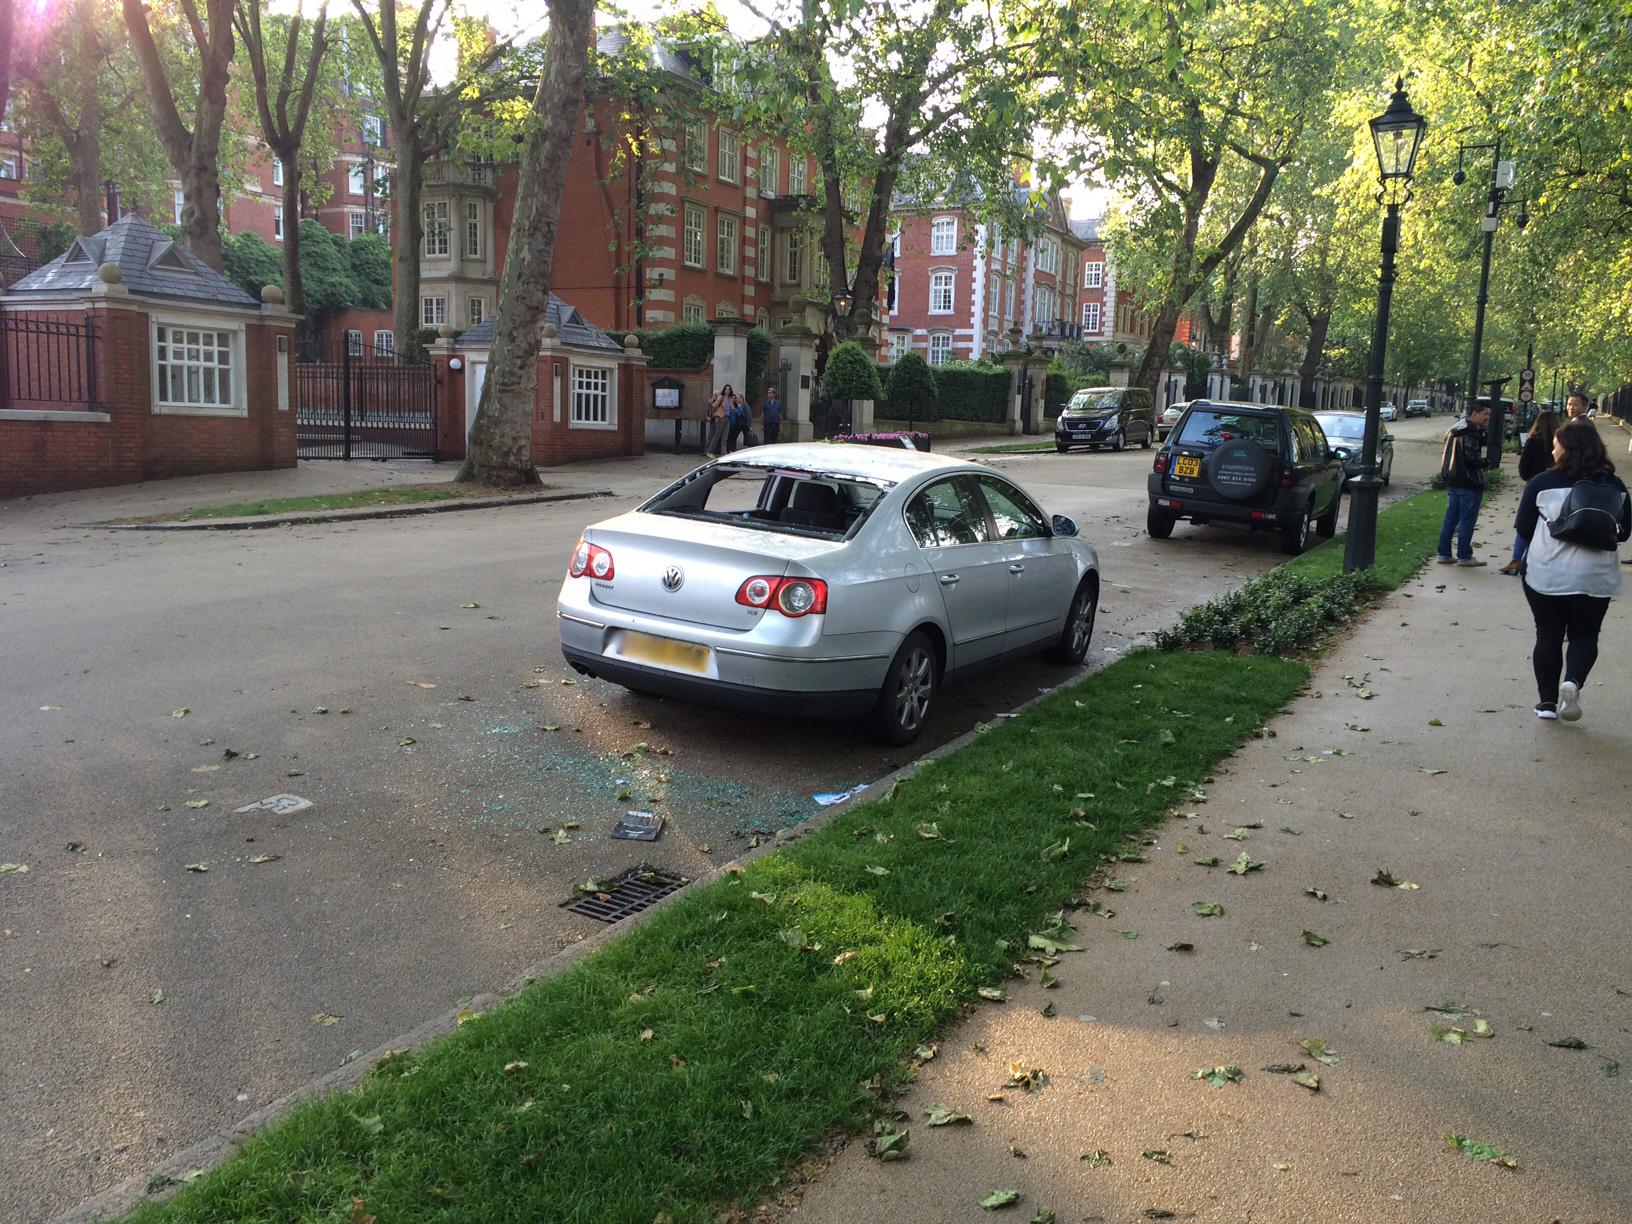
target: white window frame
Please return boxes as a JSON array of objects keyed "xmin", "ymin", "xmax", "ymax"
[
  {"xmin": 760, "ymin": 145, "xmax": 780, "ymax": 195},
  {"xmin": 929, "ymin": 269, "xmax": 955, "ymax": 314},
  {"xmin": 1081, "ymin": 301, "xmax": 1102, "ymax": 334},
  {"xmin": 757, "ymin": 224, "xmax": 771, "ymax": 282},
  {"xmin": 348, "ymin": 161, "xmax": 366, "ymax": 196},
  {"xmin": 682, "ymin": 297, "xmax": 706, "ymax": 324},
  {"xmin": 930, "ymin": 216, "xmax": 957, "ymax": 256},
  {"xmin": 684, "ymin": 117, "xmax": 707, "ymax": 173},
  {"xmin": 272, "ymin": 206, "xmax": 284, "ymax": 242},
  {"xmin": 373, "ymin": 330, "xmax": 394, "ymax": 356},
  {"xmin": 361, "ymin": 114, "xmax": 384, "ymax": 146},
  {"xmin": 345, "ymin": 329, "xmax": 364, "ymax": 356},
  {"xmin": 928, "ymin": 332, "xmax": 952, "ymax": 366},
  {"xmin": 172, "ymin": 187, "xmax": 185, "ymax": 225},
  {"xmin": 271, "ymin": 159, "xmax": 283, "ymax": 188},
  {"xmin": 348, "ymin": 211, "xmax": 366, "ymax": 239},
  {"xmin": 787, "ymin": 155, "xmax": 807, "ymax": 195},
  {"xmin": 783, "ymin": 229, "xmax": 803, "ymax": 284},
  {"xmin": 1004, "ymin": 279, "xmax": 1015, "ymax": 320},
  {"xmin": 464, "ymin": 200, "xmax": 483, "ymax": 258},
  {"xmin": 717, "ymin": 127, "xmax": 739, "ymax": 184},
  {"xmin": 150, "ymin": 315, "xmax": 246, "ymax": 417},
  {"xmin": 716, "ymin": 212, "xmax": 739, "ymax": 276},
  {"xmin": 420, "ymin": 294, "xmax": 446, "ymax": 327},
  {"xmin": 889, "ymin": 332, "xmax": 910, "ymax": 360},
  {"xmin": 1036, "ymin": 238, "xmax": 1057, "ymax": 274},
  {"xmin": 683, "ymin": 203, "xmax": 706, "ymax": 269},
  {"xmin": 466, "ymin": 296, "xmax": 485, "ymax": 326},
  {"xmin": 569, "ymin": 362, "xmax": 617, "ymax": 430},
  {"xmin": 422, "ymin": 201, "xmax": 449, "ymax": 257},
  {"xmin": 1084, "ymin": 260, "xmax": 1104, "ymax": 289},
  {"xmin": 0, "ymin": 156, "xmax": 18, "ymax": 179}
]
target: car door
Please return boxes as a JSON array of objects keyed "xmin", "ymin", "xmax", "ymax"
[
  {"xmin": 972, "ymin": 475, "xmax": 1077, "ymax": 651},
  {"xmin": 1300, "ymin": 417, "xmax": 1340, "ymax": 512},
  {"xmin": 903, "ymin": 476, "xmax": 1011, "ymax": 674}
]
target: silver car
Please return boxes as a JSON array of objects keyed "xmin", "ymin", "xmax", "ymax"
[
  {"xmin": 558, "ymin": 444, "xmax": 1102, "ymax": 744},
  {"xmin": 1158, "ymin": 400, "xmax": 1188, "ymax": 440}
]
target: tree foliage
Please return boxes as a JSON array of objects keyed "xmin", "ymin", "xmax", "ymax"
[{"xmin": 822, "ymin": 339, "xmax": 884, "ymax": 400}]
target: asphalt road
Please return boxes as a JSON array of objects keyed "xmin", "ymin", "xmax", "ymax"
[{"xmin": 0, "ymin": 418, "xmax": 1452, "ymax": 1221}]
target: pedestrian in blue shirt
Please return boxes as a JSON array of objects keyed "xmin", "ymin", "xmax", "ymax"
[{"xmin": 761, "ymin": 388, "xmax": 782, "ymax": 444}]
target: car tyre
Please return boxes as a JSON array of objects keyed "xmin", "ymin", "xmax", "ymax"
[
  {"xmin": 1281, "ymin": 509, "xmax": 1311, "ymax": 556},
  {"xmin": 1315, "ymin": 496, "xmax": 1339, "ymax": 538},
  {"xmin": 1111, "ymin": 429, "xmax": 1126, "ymax": 452},
  {"xmin": 1147, "ymin": 503, "xmax": 1177, "ymax": 539},
  {"xmin": 1056, "ymin": 443, "xmax": 1069, "ymax": 453},
  {"xmin": 1382, "ymin": 455, "xmax": 1393, "ymax": 487},
  {"xmin": 870, "ymin": 631, "xmax": 938, "ymax": 746},
  {"xmin": 1141, "ymin": 426, "xmax": 1152, "ymax": 449},
  {"xmin": 1047, "ymin": 575, "xmax": 1099, "ymax": 664}
]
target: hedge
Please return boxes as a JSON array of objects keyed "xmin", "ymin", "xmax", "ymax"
[{"xmin": 637, "ymin": 322, "xmax": 714, "ymax": 370}]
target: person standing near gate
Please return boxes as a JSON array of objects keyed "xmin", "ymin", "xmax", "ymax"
[
  {"xmin": 1438, "ymin": 400, "xmax": 1491, "ymax": 566},
  {"xmin": 761, "ymin": 387, "xmax": 782, "ymax": 445},
  {"xmin": 705, "ymin": 384, "xmax": 734, "ymax": 458}
]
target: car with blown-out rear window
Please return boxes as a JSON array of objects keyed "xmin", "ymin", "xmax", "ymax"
[{"xmin": 558, "ymin": 444, "xmax": 1101, "ymax": 744}]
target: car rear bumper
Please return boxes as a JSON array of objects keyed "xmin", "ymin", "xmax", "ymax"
[
  {"xmin": 561, "ymin": 644, "xmax": 878, "ymax": 716},
  {"xmin": 1147, "ymin": 474, "xmax": 1307, "ymax": 525}
]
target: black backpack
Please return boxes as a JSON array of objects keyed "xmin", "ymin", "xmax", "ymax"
[{"xmin": 1547, "ymin": 475, "xmax": 1627, "ymax": 550}]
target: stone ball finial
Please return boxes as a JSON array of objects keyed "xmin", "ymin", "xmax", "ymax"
[
  {"xmin": 541, "ymin": 323, "xmax": 558, "ymax": 340},
  {"xmin": 623, "ymin": 333, "xmax": 639, "ymax": 349},
  {"xmin": 437, "ymin": 323, "xmax": 456, "ymax": 338},
  {"xmin": 260, "ymin": 283, "xmax": 284, "ymax": 305},
  {"xmin": 97, "ymin": 262, "xmax": 123, "ymax": 284}
]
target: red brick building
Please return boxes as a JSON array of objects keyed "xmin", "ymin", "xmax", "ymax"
[{"xmin": 885, "ymin": 184, "xmax": 1087, "ymax": 366}]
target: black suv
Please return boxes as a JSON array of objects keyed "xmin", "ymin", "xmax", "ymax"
[
  {"xmin": 1055, "ymin": 387, "xmax": 1157, "ymax": 452},
  {"xmin": 1146, "ymin": 401, "xmax": 1347, "ymax": 555}
]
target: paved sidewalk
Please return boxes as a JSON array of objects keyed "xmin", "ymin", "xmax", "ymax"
[{"xmin": 780, "ymin": 487, "xmax": 1631, "ymax": 1222}]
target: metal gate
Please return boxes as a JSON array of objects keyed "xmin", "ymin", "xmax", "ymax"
[{"xmin": 296, "ymin": 341, "xmax": 437, "ymax": 460}]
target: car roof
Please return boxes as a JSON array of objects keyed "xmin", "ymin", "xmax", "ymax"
[
  {"xmin": 1315, "ymin": 410, "xmax": 1363, "ymax": 416},
  {"xmin": 1185, "ymin": 399, "xmax": 1283, "ymax": 414},
  {"xmin": 714, "ymin": 442, "xmax": 977, "ymax": 483}
]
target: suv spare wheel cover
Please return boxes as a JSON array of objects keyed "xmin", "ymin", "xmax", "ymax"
[{"xmin": 1207, "ymin": 438, "xmax": 1275, "ymax": 501}]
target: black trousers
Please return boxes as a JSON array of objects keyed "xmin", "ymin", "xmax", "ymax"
[{"xmin": 1522, "ymin": 582, "xmax": 1611, "ymax": 703}]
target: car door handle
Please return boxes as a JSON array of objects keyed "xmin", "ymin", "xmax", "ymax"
[
  {"xmin": 1008, "ymin": 563, "xmax": 1026, "ymax": 574},
  {"xmin": 938, "ymin": 574, "xmax": 960, "ymax": 586}
]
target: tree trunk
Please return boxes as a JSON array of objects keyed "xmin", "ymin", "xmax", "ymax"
[
  {"xmin": 1134, "ymin": 301, "xmax": 1183, "ymax": 391},
  {"xmin": 0, "ymin": 0, "xmax": 13, "ymax": 126},
  {"xmin": 392, "ymin": 126, "xmax": 423, "ymax": 358},
  {"xmin": 280, "ymin": 160, "xmax": 306, "ymax": 339},
  {"xmin": 455, "ymin": 0, "xmax": 594, "ymax": 487},
  {"xmin": 66, "ymin": 133, "xmax": 103, "ymax": 234},
  {"xmin": 1298, "ymin": 309, "xmax": 1330, "ymax": 407}
]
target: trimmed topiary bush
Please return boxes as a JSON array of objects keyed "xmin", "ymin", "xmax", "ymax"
[
  {"xmin": 886, "ymin": 351, "xmax": 939, "ymax": 425},
  {"xmin": 823, "ymin": 340, "xmax": 884, "ymax": 401},
  {"xmin": 637, "ymin": 322, "xmax": 715, "ymax": 369}
]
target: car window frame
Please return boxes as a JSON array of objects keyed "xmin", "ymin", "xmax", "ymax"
[
  {"xmin": 903, "ymin": 474, "xmax": 994, "ymax": 550},
  {"xmin": 971, "ymin": 474, "xmax": 1051, "ymax": 542}
]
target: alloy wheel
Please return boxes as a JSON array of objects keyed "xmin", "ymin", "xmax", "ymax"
[
  {"xmin": 1069, "ymin": 589, "xmax": 1096, "ymax": 656},
  {"xmin": 894, "ymin": 648, "xmax": 934, "ymax": 733}
]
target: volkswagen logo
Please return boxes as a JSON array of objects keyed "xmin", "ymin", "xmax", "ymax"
[{"xmin": 661, "ymin": 566, "xmax": 685, "ymax": 592}]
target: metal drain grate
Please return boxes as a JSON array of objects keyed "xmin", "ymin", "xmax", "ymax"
[{"xmin": 562, "ymin": 866, "xmax": 689, "ymax": 923}]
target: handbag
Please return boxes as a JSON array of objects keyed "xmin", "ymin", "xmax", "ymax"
[{"xmin": 1547, "ymin": 475, "xmax": 1627, "ymax": 550}]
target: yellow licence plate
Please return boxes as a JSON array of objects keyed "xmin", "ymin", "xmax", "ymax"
[
  {"xmin": 1173, "ymin": 456, "xmax": 1201, "ymax": 479},
  {"xmin": 620, "ymin": 631, "xmax": 711, "ymax": 674}
]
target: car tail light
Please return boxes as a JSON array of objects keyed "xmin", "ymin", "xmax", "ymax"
[
  {"xmin": 1279, "ymin": 468, "xmax": 1294, "ymax": 489},
  {"xmin": 736, "ymin": 575, "xmax": 828, "ymax": 617},
  {"xmin": 1154, "ymin": 451, "xmax": 1168, "ymax": 474},
  {"xmin": 569, "ymin": 539, "xmax": 615, "ymax": 580}
]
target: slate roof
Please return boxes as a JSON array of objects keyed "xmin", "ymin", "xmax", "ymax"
[
  {"xmin": 5, "ymin": 214, "xmax": 260, "ymax": 309},
  {"xmin": 1070, "ymin": 217, "xmax": 1103, "ymax": 243},
  {"xmin": 595, "ymin": 28, "xmax": 703, "ymax": 83},
  {"xmin": 457, "ymin": 294, "xmax": 626, "ymax": 353}
]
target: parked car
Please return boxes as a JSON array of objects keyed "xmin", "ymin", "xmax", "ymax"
[
  {"xmin": 1404, "ymin": 399, "xmax": 1431, "ymax": 418},
  {"xmin": 1147, "ymin": 400, "xmax": 1347, "ymax": 555},
  {"xmin": 1158, "ymin": 400, "xmax": 1187, "ymax": 440},
  {"xmin": 1054, "ymin": 386, "xmax": 1158, "ymax": 452},
  {"xmin": 559, "ymin": 444, "xmax": 1101, "ymax": 745},
  {"xmin": 1314, "ymin": 411, "xmax": 1393, "ymax": 487},
  {"xmin": 1379, "ymin": 401, "xmax": 1398, "ymax": 421}
]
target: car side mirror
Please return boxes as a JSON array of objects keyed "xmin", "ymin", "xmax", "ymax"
[
  {"xmin": 1331, "ymin": 446, "xmax": 1352, "ymax": 462},
  {"xmin": 1050, "ymin": 514, "xmax": 1079, "ymax": 538}
]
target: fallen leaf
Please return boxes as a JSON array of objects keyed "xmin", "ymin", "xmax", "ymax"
[
  {"xmin": 979, "ymin": 1189, "xmax": 1021, "ymax": 1210},
  {"xmin": 1399, "ymin": 948, "xmax": 1440, "ymax": 961},
  {"xmin": 1301, "ymin": 930, "xmax": 1329, "ymax": 947},
  {"xmin": 1027, "ymin": 1212, "xmax": 1055, "ymax": 1224},
  {"xmin": 1006, "ymin": 1061, "xmax": 1047, "ymax": 1091},
  {"xmin": 247, "ymin": 853, "xmax": 281, "ymax": 864},
  {"xmin": 1443, "ymin": 1132, "xmax": 1517, "ymax": 1168},
  {"xmin": 914, "ymin": 1043, "xmax": 938, "ymax": 1061},
  {"xmin": 1227, "ymin": 852, "xmax": 1263, "ymax": 875},
  {"xmin": 0, "ymin": 863, "xmax": 29, "ymax": 875},
  {"xmin": 462, "ymin": 603, "xmax": 480, "ymax": 609},
  {"xmin": 1165, "ymin": 941, "xmax": 1194, "ymax": 952},
  {"xmin": 1293, "ymin": 1071, "xmax": 1321, "ymax": 1091},
  {"xmin": 916, "ymin": 822, "xmax": 944, "ymax": 840},
  {"xmin": 354, "ymin": 1114, "xmax": 384, "ymax": 1137},
  {"xmin": 1262, "ymin": 1063, "xmax": 1305, "ymax": 1074},
  {"xmin": 1304, "ymin": 887, "xmax": 1329, "ymax": 901},
  {"xmin": 311, "ymin": 1012, "xmax": 342, "ymax": 1026},
  {"xmin": 926, "ymin": 1105, "xmax": 973, "ymax": 1126},
  {"xmin": 150, "ymin": 989, "xmax": 164, "ymax": 1004},
  {"xmin": 1546, "ymin": 1037, "xmax": 1590, "ymax": 1050},
  {"xmin": 1190, "ymin": 1065, "xmax": 1243, "ymax": 1088},
  {"xmin": 978, "ymin": 987, "xmax": 1006, "ymax": 1002},
  {"xmin": 1191, "ymin": 901, "xmax": 1224, "ymax": 917},
  {"xmin": 184, "ymin": 799, "xmax": 210, "ymax": 809},
  {"xmin": 409, "ymin": 680, "xmax": 437, "ymax": 689},
  {"xmin": 1420, "ymin": 767, "xmax": 1447, "ymax": 776},
  {"xmin": 1193, "ymin": 856, "xmax": 1220, "ymax": 868},
  {"xmin": 1428, "ymin": 718, "xmax": 1444, "ymax": 727},
  {"xmin": 1300, "ymin": 1038, "xmax": 1339, "ymax": 1066},
  {"xmin": 869, "ymin": 1125, "xmax": 910, "ymax": 1162},
  {"xmin": 1430, "ymin": 1023, "xmax": 1467, "ymax": 1045},
  {"xmin": 1142, "ymin": 1149, "xmax": 1172, "ymax": 1165},
  {"xmin": 1041, "ymin": 838, "xmax": 1070, "ymax": 863},
  {"xmin": 172, "ymin": 708, "xmax": 190, "ymax": 718},
  {"xmin": 1472, "ymin": 1019, "xmax": 1493, "ymax": 1038},
  {"xmin": 183, "ymin": 862, "xmax": 208, "ymax": 873},
  {"xmin": 1079, "ymin": 1150, "xmax": 1113, "ymax": 1167},
  {"xmin": 504, "ymin": 1060, "xmax": 529, "ymax": 1073}
]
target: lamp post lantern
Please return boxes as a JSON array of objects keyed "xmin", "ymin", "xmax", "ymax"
[
  {"xmin": 1344, "ymin": 78, "xmax": 1426, "ymax": 574},
  {"xmin": 831, "ymin": 288, "xmax": 854, "ymax": 323}
]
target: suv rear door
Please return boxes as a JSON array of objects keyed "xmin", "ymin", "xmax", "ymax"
[{"xmin": 1160, "ymin": 406, "xmax": 1284, "ymax": 506}]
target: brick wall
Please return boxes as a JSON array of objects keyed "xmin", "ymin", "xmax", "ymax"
[{"xmin": 0, "ymin": 298, "xmax": 297, "ymax": 500}]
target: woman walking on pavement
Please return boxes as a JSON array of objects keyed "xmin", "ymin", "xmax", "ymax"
[
  {"xmin": 1500, "ymin": 409, "xmax": 1559, "ymax": 575},
  {"xmin": 1514, "ymin": 421, "xmax": 1632, "ymax": 721}
]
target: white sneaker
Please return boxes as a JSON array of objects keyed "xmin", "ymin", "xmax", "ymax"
[
  {"xmin": 1535, "ymin": 702, "xmax": 1558, "ymax": 720},
  {"xmin": 1558, "ymin": 681, "xmax": 1582, "ymax": 722}
]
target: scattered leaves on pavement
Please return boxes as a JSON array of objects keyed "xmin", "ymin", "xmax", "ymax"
[
  {"xmin": 977, "ymin": 987, "xmax": 1006, "ymax": 1002},
  {"xmin": 172, "ymin": 708, "xmax": 190, "ymax": 718},
  {"xmin": 183, "ymin": 862, "xmax": 208, "ymax": 873},
  {"xmin": 150, "ymin": 990, "xmax": 165, "ymax": 1005},
  {"xmin": 1142, "ymin": 1149, "xmax": 1173, "ymax": 1165},
  {"xmin": 1300, "ymin": 1038, "xmax": 1340, "ymax": 1066},
  {"xmin": 1227, "ymin": 852, "xmax": 1263, "ymax": 875},
  {"xmin": 1546, "ymin": 1037, "xmax": 1590, "ymax": 1050},
  {"xmin": 868, "ymin": 1124, "xmax": 910, "ymax": 1162},
  {"xmin": 311, "ymin": 1012, "xmax": 342, "ymax": 1026},
  {"xmin": 1263, "ymin": 1063, "xmax": 1305, "ymax": 1074},
  {"xmin": 1193, "ymin": 856, "xmax": 1220, "ymax": 868},
  {"xmin": 1080, "ymin": 1150, "xmax": 1113, "ymax": 1167},
  {"xmin": 0, "ymin": 863, "xmax": 29, "ymax": 875},
  {"xmin": 979, "ymin": 1189, "xmax": 1021, "ymax": 1210},
  {"xmin": 247, "ymin": 854, "xmax": 281, "ymax": 864},
  {"xmin": 184, "ymin": 799, "xmax": 210, "ymax": 809},
  {"xmin": 1304, "ymin": 887, "xmax": 1329, "ymax": 901},
  {"xmin": 1191, "ymin": 901, "xmax": 1224, "ymax": 917},
  {"xmin": 1444, "ymin": 1133, "xmax": 1517, "ymax": 1168},
  {"xmin": 1371, "ymin": 868, "xmax": 1419, "ymax": 889},
  {"xmin": 1399, "ymin": 948, "xmax": 1440, "ymax": 960},
  {"xmin": 926, "ymin": 1105, "xmax": 972, "ymax": 1127},
  {"xmin": 1190, "ymin": 1065, "xmax": 1243, "ymax": 1087},
  {"xmin": 1430, "ymin": 1023, "xmax": 1467, "ymax": 1045},
  {"xmin": 1006, "ymin": 1062, "xmax": 1048, "ymax": 1092},
  {"xmin": 1293, "ymin": 1071, "xmax": 1321, "ymax": 1091},
  {"xmin": 1165, "ymin": 941, "xmax": 1194, "ymax": 952}
]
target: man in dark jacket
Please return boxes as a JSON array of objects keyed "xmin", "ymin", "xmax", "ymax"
[{"xmin": 1438, "ymin": 401, "xmax": 1491, "ymax": 565}]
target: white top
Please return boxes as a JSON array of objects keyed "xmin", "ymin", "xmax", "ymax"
[{"xmin": 1525, "ymin": 484, "xmax": 1624, "ymax": 599}]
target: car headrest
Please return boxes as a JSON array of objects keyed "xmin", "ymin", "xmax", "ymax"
[{"xmin": 789, "ymin": 482, "xmax": 839, "ymax": 512}]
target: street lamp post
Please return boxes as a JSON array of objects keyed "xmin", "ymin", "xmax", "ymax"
[
  {"xmin": 1452, "ymin": 137, "xmax": 1528, "ymax": 464},
  {"xmin": 1345, "ymin": 79, "xmax": 1427, "ymax": 575}
]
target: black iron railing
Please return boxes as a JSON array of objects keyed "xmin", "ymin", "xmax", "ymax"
[
  {"xmin": 0, "ymin": 312, "xmax": 99, "ymax": 409},
  {"xmin": 295, "ymin": 340, "xmax": 437, "ymax": 460}
]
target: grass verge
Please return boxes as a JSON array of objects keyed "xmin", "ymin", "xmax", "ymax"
[
  {"xmin": 118, "ymin": 483, "xmax": 532, "ymax": 522},
  {"xmin": 127, "ymin": 650, "xmax": 1307, "ymax": 1224}
]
